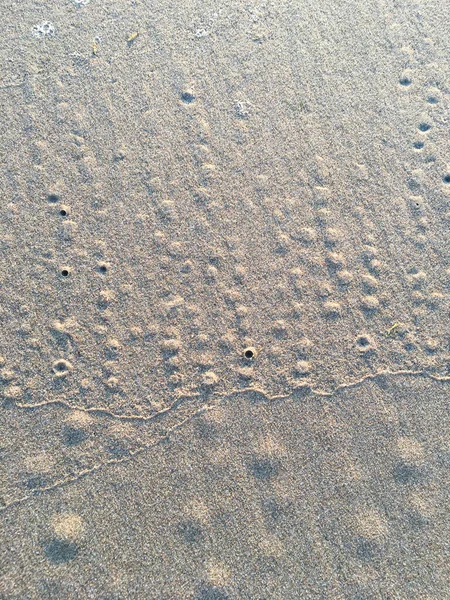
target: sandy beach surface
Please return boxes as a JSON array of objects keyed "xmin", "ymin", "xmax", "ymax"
[{"xmin": 1, "ymin": 0, "xmax": 449, "ymax": 598}]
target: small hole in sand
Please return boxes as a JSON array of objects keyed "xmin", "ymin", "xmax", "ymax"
[
  {"xmin": 418, "ymin": 123, "xmax": 431, "ymax": 132},
  {"xmin": 48, "ymin": 194, "xmax": 59, "ymax": 203},
  {"xmin": 99, "ymin": 264, "xmax": 108, "ymax": 273},
  {"xmin": 427, "ymin": 96, "xmax": 438, "ymax": 104},
  {"xmin": 413, "ymin": 141, "xmax": 424, "ymax": 150},
  {"xmin": 181, "ymin": 91, "xmax": 195, "ymax": 103},
  {"xmin": 59, "ymin": 209, "xmax": 67, "ymax": 216},
  {"xmin": 61, "ymin": 269, "xmax": 69, "ymax": 277},
  {"xmin": 443, "ymin": 174, "xmax": 450, "ymax": 184},
  {"xmin": 399, "ymin": 77, "xmax": 411, "ymax": 86},
  {"xmin": 244, "ymin": 348, "xmax": 255, "ymax": 360}
]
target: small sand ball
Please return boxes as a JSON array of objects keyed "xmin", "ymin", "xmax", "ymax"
[
  {"xmin": 297, "ymin": 227, "xmax": 317, "ymax": 243},
  {"xmin": 291, "ymin": 302, "xmax": 304, "ymax": 318},
  {"xmin": 417, "ymin": 216, "xmax": 428, "ymax": 229},
  {"xmin": 356, "ymin": 334, "xmax": 376, "ymax": 353},
  {"xmin": 369, "ymin": 259, "xmax": 382, "ymax": 273},
  {"xmin": 206, "ymin": 265, "xmax": 218, "ymax": 280},
  {"xmin": 323, "ymin": 301, "xmax": 342, "ymax": 317},
  {"xmin": 355, "ymin": 509, "xmax": 387, "ymax": 540},
  {"xmin": 103, "ymin": 360, "xmax": 117, "ymax": 374},
  {"xmin": 326, "ymin": 252, "xmax": 346, "ymax": 268},
  {"xmin": 237, "ymin": 366, "xmax": 253, "ymax": 380},
  {"xmin": 98, "ymin": 289, "xmax": 115, "ymax": 307},
  {"xmin": 196, "ymin": 353, "xmax": 214, "ymax": 368},
  {"xmin": 154, "ymin": 230, "xmax": 165, "ymax": 244},
  {"xmin": 236, "ymin": 304, "xmax": 248, "ymax": 318},
  {"xmin": 275, "ymin": 233, "xmax": 290, "ymax": 253},
  {"xmin": 105, "ymin": 376, "xmax": 120, "ymax": 390},
  {"xmin": 295, "ymin": 360, "xmax": 311, "ymax": 375},
  {"xmin": 316, "ymin": 208, "xmax": 330, "ymax": 223},
  {"xmin": 289, "ymin": 267, "xmax": 303, "ymax": 279},
  {"xmin": 295, "ymin": 337, "xmax": 312, "ymax": 355},
  {"xmin": 180, "ymin": 260, "xmax": 193, "ymax": 274},
  {"xmin": 224, "ymin": 289, "xmax": 241, "ymax": 304},
  {"xmin": 411, "ymin": 290, "xmax": 426, "ymax": 304},
  {"xmin": 396, "ymin": 437, "xmax": 424, "ymax": 462},
  {"xmin": 362, "ymin": 274, "xmax": 378, "ymax": 291},
  {"xmin": 4, "ymin": 385, "xmax": 22, "ymax": 399},
  {"xmin": 107, "ymin": 337, "xmax": 121, "ymax": 352},
  {"xmin": 362, "ymin": 245, "xmax": 378, "ymax": 260},
  {"xmin": 1, "ymin": 369, "xmax": 15, "ymax": 382},
  {"xmin": 0, "ymin": 356, "xmax": 5, "ymax": 367},
  {"xmin": 52, "ymin": 359, "xmax": 73, "ymax": 377},
  {"xmin": 337, "ymin": 270, "xmax": 353, "ymax": 284},
  {"xmin": 324, "ymin": 227, "xmax": 340, "ymax": 243},
  {"xmin": 168, "ymin": 241, "xmax": 182, "ymax": 257},
  {"xmin": 272, "ymin": 320, "xmax": 287, "ymax": 336},
  {"xmin": 128, "ymin": 326, "xmax": 143, "ymax": 340},
  {"xmin": 427, "ymin": 291, "xmax": 444, "ymax": 308},
  {"xmin": 202, "ymin": 371, "xmax": 219, "ymax": 387},
  {"xmin": 52, "ymin": 514, "xmax": 84, "ymax": 541},
  {"xmin": 167, "ymin": 356, "xmax": 181, "ymax": 369},
  {"xmin": 234, "ymin": 265, "xmax": 247, "ymax": 282},
  {"xmin": 317, "ymin": 283, "xmax": 333, "ymax": 298},
  {"xmin": 60, "ymin": 220, "xmax": 78, "ymax": 241},
  {"xmin": 272, "ymin": 208, "xmax": 284, "ymax": 222},
  {"xmin": 424, "ymin": 338, "xmax": 439, "ymax": 353},
  {"xmin": 414, "ymin": 233, "xmax": 427, "ymax": 247},
  {"xmin": 410, "ymin": 271, "xmax": 427, "ymax": 288},
  {"xmin": 360, "ymin": 296, "xmax": 379, "ymax": 311},
  {"xmin": 160, "ymin": 338, "xmax": 181, "ymax": 353}
]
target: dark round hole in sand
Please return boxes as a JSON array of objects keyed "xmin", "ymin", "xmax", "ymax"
[
  {"xmin": 443, "ymin": 174, "xmax": 450, "ymax": 184},
  {"xmin": 99, "ymin": 265, "xmax": 108, "ymax": 273},
  {"xmin": 413, "ymin": 141, "xmax": 424, "ymax": 150},
  {"xmin": 48, "ymin": 194, "xmax": 60, "ymax": 203},
  {"xmin": 61, "ymin": 269, "xmax": 69, "ymax": 277},
  {"xmin": 399, "ymin": 77, "xmax": 411, "ymax": 86},
  {"xmin": 59, "ymin": 209, "xmax": 67, "ymax": 216},
  {"xmin": 181, "ymin": 91, "xmax": 195, "ymax": 103},
  {"xmin": 244, "ymin": 349, "xmax": 254, "ymax": 360},
  {"xmin": 418, "ymin": 122, "xmax": 431, "ymax": 132},
  {"xmin": 427, "ymin": 96, "xmax": 438, "ymax": 104},
  {"xmin": 357, "ymin": 335, "xmax": 370, "ymax": 347}
]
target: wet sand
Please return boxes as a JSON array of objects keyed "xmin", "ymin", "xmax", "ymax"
[{"xmin": 1, "ymin": 0, "xmax": 449, "ymax": 598}]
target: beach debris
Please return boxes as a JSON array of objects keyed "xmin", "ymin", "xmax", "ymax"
[
  {"xmin": 127, "ymin": 32, "xmax": 139, "ymax": 44},
  {"xmin": 91, "ymin": 36, "xmax": 101, "ymax": 56},
  {"xmin": 386, "ymin": 322, "xmax": 401, "ymax": 337},
  {"xmin": 195, "ymin": 28, "xmax": 210, "ymax": 38},
  {"xmin": 32, "ymin": 22, "xmax": 55, "ymax": 38},
  {"xmin": 235, "ymin": 101, "xmax": 251, "ymax": 119}
]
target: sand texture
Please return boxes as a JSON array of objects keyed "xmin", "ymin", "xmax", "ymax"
[{"xmin": 0, "ymin": 0, "xmax": 449, "ymax": 598}]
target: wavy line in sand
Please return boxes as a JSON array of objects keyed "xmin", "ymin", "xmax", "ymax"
[
  {"xmin": 1, "ymin": 369, "xmax": 449, "ymax": 514},
  {"xmin": 9, "ymin": 368, "xmax": 450, "ymax": 421}
]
